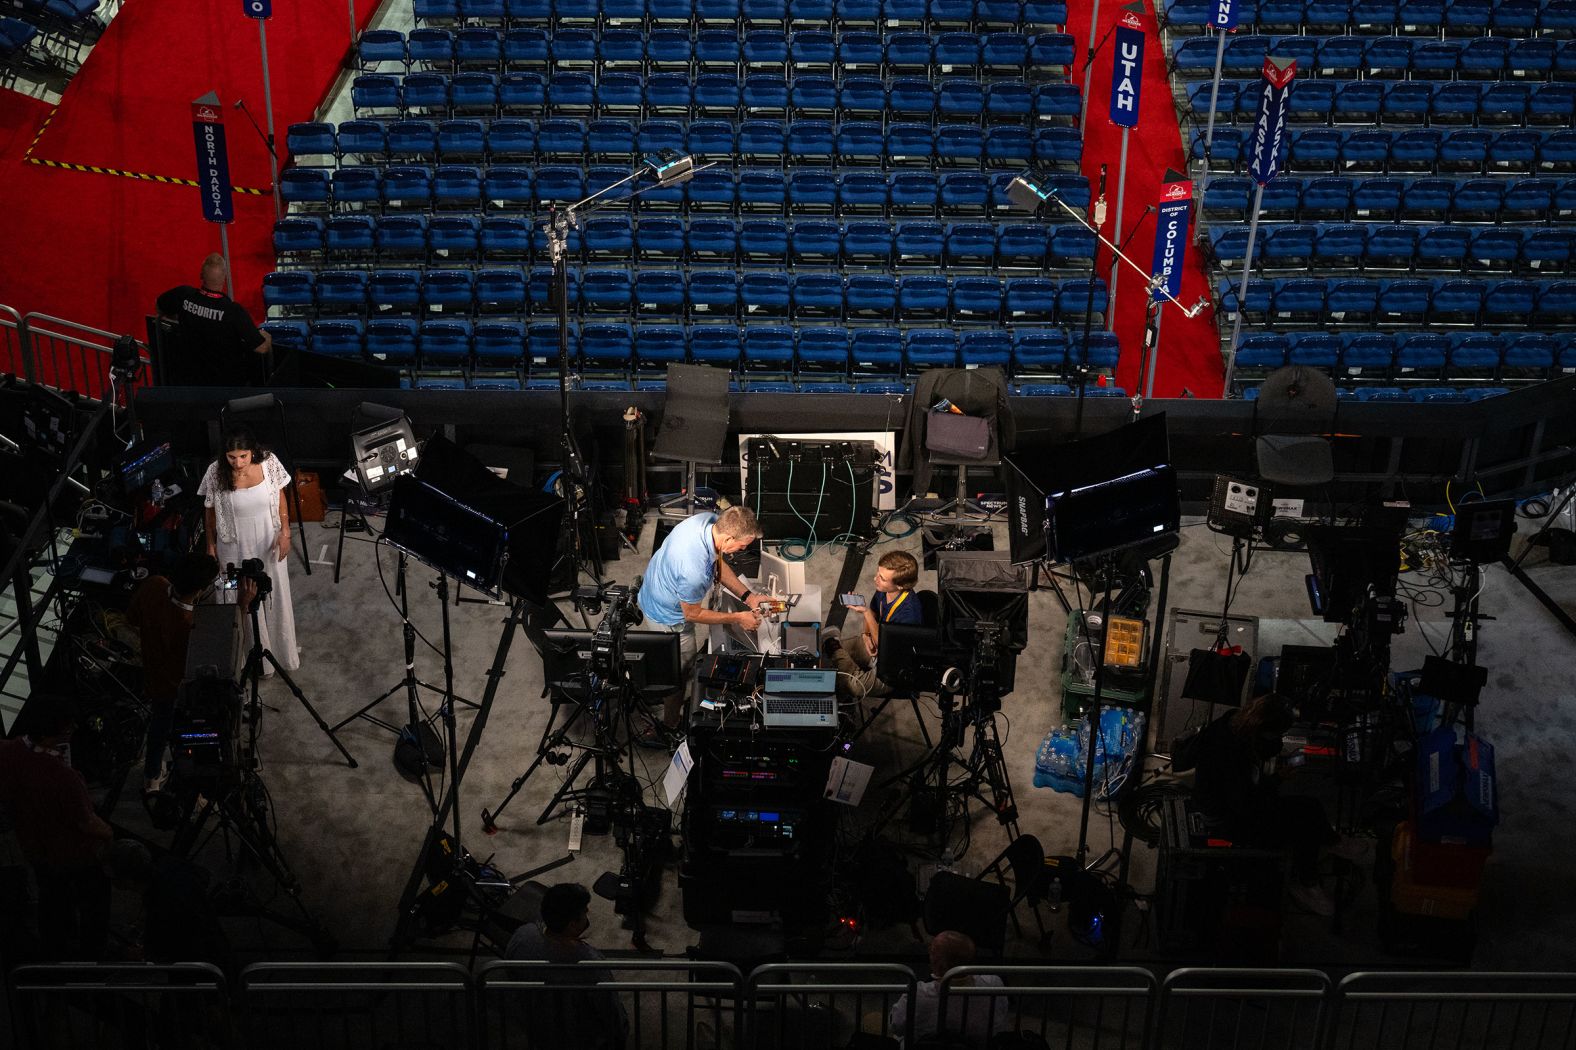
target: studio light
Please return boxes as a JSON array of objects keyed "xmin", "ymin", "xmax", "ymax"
[{"xmin": 350, "ymin": 402, "xmax": 419, "ymax": 493}]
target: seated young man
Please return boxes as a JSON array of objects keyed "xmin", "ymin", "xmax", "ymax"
[{"xmin": 820, "ymin": 550, "xmax": 923, "ymax": 700}]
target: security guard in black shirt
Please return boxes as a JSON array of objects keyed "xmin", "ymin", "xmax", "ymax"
[{"xmin": 155, "ymin": 253, "xmax": 272, "ymax": 386}]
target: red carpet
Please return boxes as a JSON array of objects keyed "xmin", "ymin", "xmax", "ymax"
[
  {"xmin": 1064, "ymin": 0, "xmax": 1225, "ymax": 399},
  {"xmin": 0, "ymin": 0, "xmax": 373, "ymax": 349}
]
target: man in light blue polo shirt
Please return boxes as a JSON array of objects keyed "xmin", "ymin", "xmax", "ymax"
[{"xmin": 637, "ymin": 505, "xmax": 765, "ymax": 746}]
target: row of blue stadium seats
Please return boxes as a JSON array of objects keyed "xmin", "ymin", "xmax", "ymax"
[
  {"xmin": 1209, "ymin": 222, "xmax": 1575, "ymax": 273},
  {"xmin": 354, "ymin": 30, "xmax": 1075, "ymax": 83},
  {"xmin": 1232, "ymin": 328, "xmax": 1575, "ymax": 378},
  {"xmin": 1201, "ymin": 173, "xmax": 1576, "ymax": 222},
  {"xmin": 1241, "ymin": 384, "xmax": 1511, "ymax": 402},
  {"xmin": 1187, "ymin": 78, "xmax": 1576, "ymax": 127},
  {"xmin": 1171, "ymin": 33, "xmax": 1576, "ymax": 79},
  {"xmin": 1195, "ymin": 125, "xmax": 1576, "ymax": 174},
  {"xmin": 1218, "ymin": 275, "xmax": 1576, "ymax": 325},
  {"xmin": 360, "ymin": 26, "xmax": 1067, "ymax": 73},
  {"xmin": 282, "ymin": 164, "xmax": 1087, "ymax": 215},
  {"xmin": 263, "ymin": 268, "xmax": 1110, "ymax": 324},
  {"xmin": 389, "ymin": 375, "xmax": 1123, "ymax": 393},
  {"xmin": 303, "ymin": 114, "xmax": 1081, "ymax": 164},
  {"xmin": 259, "ymin": 319, "xmax": 1116, "ymax": 375},
  {"xmin": 332, "ymin": 77, "xmax": 1077, "ymax": 133},
  {"xmin": 1165, "ymin": 0, "xmax": 1576, "ymax": 37},
  {"xmin": 410, "ymin": 0, "xmax": 1067, "ymax": 26},
  {"xmin": 272, "ymin": 214, "xmax": 1097, "ymax": 270}
]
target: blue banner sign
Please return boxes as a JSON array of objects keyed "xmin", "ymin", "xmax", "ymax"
[
  {"xmin": 1211, "ymin": 0, "xmax": 1238, "ymax": 30},
  {"xmin": 1249, "ymin": 56, "xmax": 1297, "ymax": 186},
  {"xmin": 1108, "ymin": 9, "xmax": 1145, "ymax": 129},
  {"xmin": 1150, "ymin": 171, "xmax": 1193, "ymax": 304},
  {"xmin": 191, "ymin": 92, "xmax": 235, "ymax": 224}
]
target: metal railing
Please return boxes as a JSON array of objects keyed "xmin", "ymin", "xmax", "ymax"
[
  {"xmin": 9, "ymin": 962, "xmax": 1573, "ymax": 1050},
  {"xmin": 0, "ymin": 303, "xmax": 152, "ymax": 402}
]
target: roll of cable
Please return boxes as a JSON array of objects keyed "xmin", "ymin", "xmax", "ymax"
[{"xmin": 1262, "ymin": 517, "xmax": 1308, "ymax": 551}]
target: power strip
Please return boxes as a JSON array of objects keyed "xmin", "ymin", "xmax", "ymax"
[{"xmin": 567, "ymin": 807, "xmax": 584, "ymax": 853}]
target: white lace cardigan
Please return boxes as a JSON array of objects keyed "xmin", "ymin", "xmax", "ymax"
[{"xmin": 198, "ymin": 455, "xmax": 291, "ymax": 545}]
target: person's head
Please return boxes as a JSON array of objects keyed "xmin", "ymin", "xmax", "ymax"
[
  {"xmin": 539, "ymin": 882, "xmax": 593, "ymax": 938},
  {"xmin": 22, "ymin": 694, "xmax": 78, "ymax": 745},
  {"xmin": 928, "ymin": 930, "xmax": 977, "ymax": 979},
  {"xmin": 1232, "ymin": 692, "xmax": 1296, "ymax": 759},
  {"xmin": 873, "ymin": 551, "xmax": 919, "ymax": 595},
  {"xmin": 170, "ymin": 551, "xmax": 220, "ymax": 600},
  {"xmin": 712, "ymin": 506, "xmax": 762, "ymax": 556},
  {"xmin": 200, "ymin": 253, "xmax": 227, "ymax": 292},
  {"xmin": 216, "ymin": 428, "xmax": 270, "ymax": 490},
  {"xmin": 105, "ymin": 839, "xmax": 157, "ymax": 890}
]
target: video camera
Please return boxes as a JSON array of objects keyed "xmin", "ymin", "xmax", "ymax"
[
  {"xmin": 574, "ymin": 579, "xmax": 645, "ymax": 679},
  {"xmin": 225, "ymin": 557, "xmax": 272, "ymax": 599}
]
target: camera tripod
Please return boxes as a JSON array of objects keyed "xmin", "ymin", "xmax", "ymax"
[
  {"xmin": 238, "ymin": 576, "xmax": 357, "ymax": 768},
  {"xmin": 168, "ymin": 768, "xmax": 335, "ymax": 954},
  {"xmin": 330, "ymin": 550, "xmax": 477, "ymax": 780}
]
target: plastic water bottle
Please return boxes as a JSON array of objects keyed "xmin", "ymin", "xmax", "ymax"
[
  {"xmin": 150, "ymin": 480, "xmax": 164, "ymax": 506},
  {"xmin": 1048, "ymin": 876, "xmax": 1062, "ymax": 912}
]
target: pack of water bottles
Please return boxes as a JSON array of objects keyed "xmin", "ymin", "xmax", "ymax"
[{"xmin": 1033, "ymin": 705, "xmax": 1147, "ymax": 800}]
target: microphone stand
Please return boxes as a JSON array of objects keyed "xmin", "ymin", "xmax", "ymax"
[
  {"xmin": 544, "ymin": 159, "xmax": 711, "ymax": 594},
  {"xmin": 233, "ymin": 98, "xmax": 281, "ymax": 219}
]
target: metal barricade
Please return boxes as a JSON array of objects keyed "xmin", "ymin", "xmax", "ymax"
[
  {"xmin": 1154, "ymin": 968, "xmax": 1332, "ymax": 1050},
  {"xmin": 237, "ymin": 961, "xmax": 474, "ymax": 1050},
  {"xmin": 16, "ymin": 311, "xmax": 150, "ymax": 402},
  {"xmin": 935, "ymin": 965, "xmax": 1156, "ymax": 1050},
  {"xmin": 744, "ymin": 963, "xmax": 918, "ymax": 1050},
  {"xmin": 7, "ymin": 962, "xmax": 232, "ymax": 1050},
  {"xmin": 0, "ymin": 305, "xmax": 28, "ymax": 380},
  {"xmin": 1331, "ymin": 972, "xmax": 1576, "ymax": 1050},
  {"xmin": 477, "ymin": 958, "xmax": 745, "ymax": 1050}
]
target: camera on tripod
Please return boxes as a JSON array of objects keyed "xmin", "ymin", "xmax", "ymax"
[
  {"xmin": 225, "ymin": 558, "xmax": 272, "ymax": 599},
  {"xmin": 575, "ymin": 579, "xmax": 645, "ymax": 679}
]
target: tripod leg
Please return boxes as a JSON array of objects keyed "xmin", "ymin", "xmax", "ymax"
[
  {"xmin": 536, "ymin": 749, "xmax": 595, "ymax": 826},
  {"xmin": 481, "ymin": 702, "xmax": 583, "ymax": 832},
  {"xmin": 262, "ymin": 650, "xmax": 358, "ymax": 768}
]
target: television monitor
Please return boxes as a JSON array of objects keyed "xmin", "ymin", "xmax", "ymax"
[
  {"xmin": 384, "ymin": 474, "xmax": 509, "ymax": 598},
  {"xmin": 118, "ymin": 441, "xmax": 174, "ymax": 495},
  {"xmin": 1450, "ymin": 499, "xmax": 1516, "ymax": 565},
  {"xmin": 756, "ymin": 548, "xmax": 806, "ymax": 598},
  {"xmin": 875, "ymin": 623, "xmax": 948, "ymax": 693},
  {"xmin": 539, "ymin": 628, "xmax": 683, "ymax": 700}
]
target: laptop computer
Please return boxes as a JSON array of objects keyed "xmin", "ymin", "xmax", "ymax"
[{"xmin": 760, "ymin": 668, "xmax": 837, "ymax": 729}]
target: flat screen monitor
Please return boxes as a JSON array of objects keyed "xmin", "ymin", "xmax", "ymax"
[
  {"xmin": 1450, "ymin": 499, "xmax": 1516, "ymax": 565},
  {"xmin": 539, "ymin": 628, "xmax": 683, "ymax": 700},
  {"xmin": 875, "ymin": 623, "xmax": 947, "ymax": 693},
  {"xmin": 756, "ymin": 548, "xmax": 806, "ymax": 598},
  {"xmin": 118, "ymin": 441, "xmax": 173, "ymax": 495},
  {"xmin": 384, "ymin": 474, "xmax": 508, "ymax": 598}
]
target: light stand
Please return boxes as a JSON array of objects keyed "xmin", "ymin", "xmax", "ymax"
[
  {"xmin": 1005, "ymin": 175, "xmax": 1206, "ymax": 423},
  {"xmin": 236, "ymin": 573, "xmax": 357, "ymax": 768},
  {"xmin": 545, "ymin": 154, "xmax": 706, "ymax": 588}
]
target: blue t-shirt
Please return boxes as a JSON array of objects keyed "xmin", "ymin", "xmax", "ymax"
[
  {"xmin": 638, "ymin": 512, "xmax": 718, "ymax": 627},
  {"xmin": 871, "ymin": 588, "xmax": 923, "ymax": 626}
]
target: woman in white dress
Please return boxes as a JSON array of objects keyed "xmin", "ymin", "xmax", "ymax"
[{"xmin": 198, "ymin": 429, "xmax": 299, "ymax": 671}]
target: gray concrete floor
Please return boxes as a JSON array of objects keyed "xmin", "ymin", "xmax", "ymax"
[{"xmin": 107, "ymin": 509, "xmax": 1576, "ymax": 972}]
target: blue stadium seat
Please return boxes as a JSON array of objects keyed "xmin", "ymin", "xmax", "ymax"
[
  {"xmin": 273, "ymin": 217, "xmax": 325, "ymax": 258},
  {"xmin": 480, "ymin": 216, "xmax": 530, "ymax": 259},
  {"xmin": 580, "ymin": 268, "xmax": 633, "ymax": 314},
  {"xmin": 1010, "ymin": 329, "xmax": 1066, "ymax": 375},
  {"xmin": 945, "ymin": 223, "xmax": 998, "ymax": 268},
  {"xmin": 1431, "ymin": 279, "xmax": 1486, "ymax": 324},
  {"xmin": 282, "ymin": 167, "xmax": 331, "ymax": 206},
  {"xmin": 1532, "ymin": 281, "xmax": 1576, "ymax": 326},
  {"xmin": 895, "ymin": 220, "xmax": 944, "ymax": 266},
  {"xmin": 264, "ymin": 271, "xmax": 316, "ymax": 312},
  {"xmin": 1418, "ymin": 225, "xmax": 1473, "ymax": 270},
  {"xmin": 687, "ymin": 167, "xmax": 737, "ymax": 212},
  {"xmin": 419, "ymin": 269, "xmax": 474, "ymax": 312},
  {"xmin": 635, "ymin": 325, "xmax": 688, "ymax": 371},
  {"xmin": 1315, "ymin": 224, "xmax": 1367, "ymax": 270},
  {"xmin": 797, "ymin": 326, "xmax": 850, "ymax": 373},
  {"xmin": 429, "ymin": 215, "xmax": 480, "ymax": 256},
  {"xmin": 420, "ymin": 319, "xmax": 473, "ymax": 367},
  {"xmin": 1287, "ymin": 332, "xmax": 1340, "ymax": 371},
  {"xmin": 476, "ymin": 267, "xmax": 528, "ymax": 312},
  {"xmin": 472, "ymin": 320, "xmax": 524, "ymax": 368},
  {"xmin": 1523, "ymin": 229, "xmax": 1574, "ymax": 274},
  {"xmin": 689, "ymin": 270, "xmax": 740, "ymax": 319},
  {"xmin": 364, "ymin": 316, "xmax": 419, "ymax": 365},
  {"xmin": 313, "ymin": 319, "xmax": 367, "ymax": 359},
  {"xmin": 741, "ymin": 271, "xmax": 792, "ymax": 317},
  {"xmin": 845, "ymin": 273, "xmax": 897, "ymax": 319},
  {"xmin": 1468, "ymin": 228, "xmax": 1522, "ymax": 273},
  {"xmin": 316, "ymin": 270, "xmax": 369, "ymax": 314},
  {"xmin": 951, "ymin": 277, "xmax": 1003, "ymax": 323},
  {"xmin": 1446, "ymin": 333, "xmax": 1503, "ymax": 381},
  {"xmin": 588, "ymin": 119, "xmax": 636, "ymax": 159},
  {"xmin": 791, "ymin": 272, "xmax": 846, "ymax": 317},
  {"xmin": 844, "ymin": 220, "xmax": 894, "ymax": 264},
  {"xmin": 583, "ymin": 215, "xmax": 634, "ymax": 260},
  {"xmin": 635, "ymin": 270, "xmax": 687, "ymax": 315},
  {"xmin": 791, "ymin": 220, "xmax": 843, "ymax": 264},
  {"xmin": 499, "ymin": 71, "xmax": 546, "ymax": 110},
  {"xmin": 1234, "ymin": 334, "xmax": 1289, "ymax": 376},
  {"xmin": 387, "ymin": 120, "xmax": 437, "ymax": 162},
  {"xmin": 689, "ymin": 325, "xmax": 742, "ymax": 367},
  {"xmin": 432, "ymin": 165, "xmax": 483, "ymax": 208},
  {"xmin": 581, "ymin": 323, "xmax": 635, "ymax": 373},
  {"xmin": 850, "ymin": 328, "xmax": 903, "ymax": 375},
  {"xmin": 327, "ymin": 214, "xmax": 376, "ymax": 256},
  {"xmin": 903, "ymin": 330, "xmax": 959, "ymax": 373},
  {"xmin": 743, "ymin": 325, "xmax": 796, "ymax": 373},
  {"xmin": 1394, "ymin": 332, "xmax": 1449, "ymax": 379},
  {"xmin": 635, "ymin": 216, "xmax": 686, "ymax": 261}
]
